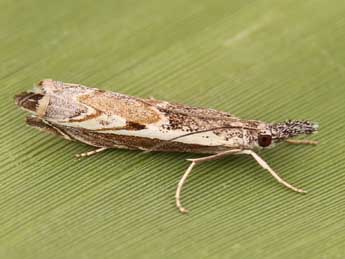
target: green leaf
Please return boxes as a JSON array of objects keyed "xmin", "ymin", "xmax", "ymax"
[{"xmin": 1, "ymin": 0, "xmax": 344, "ymax": 258}]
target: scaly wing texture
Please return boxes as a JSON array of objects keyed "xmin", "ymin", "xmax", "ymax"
[
  {"xmin": 1, "ymin": 1, "xmax": 345, "ymax": 259},
  {"xmin": 38, "ymin": 81, "xmax": 246, "ymax": 149}
]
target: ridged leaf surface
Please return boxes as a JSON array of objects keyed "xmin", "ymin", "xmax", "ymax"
[{"xmin": 1, "ymin": 1, "xmax": 344, "ymax": 258}]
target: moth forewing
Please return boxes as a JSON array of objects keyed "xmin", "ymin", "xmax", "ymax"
[{"xmin": 15, "ymin": 79, "xmax": 319, "ymax": 213}]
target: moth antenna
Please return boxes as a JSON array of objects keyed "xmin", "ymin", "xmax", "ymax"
[{"xmin": 145, "ymin": 125, "xmax": 257, "ymax": 153}]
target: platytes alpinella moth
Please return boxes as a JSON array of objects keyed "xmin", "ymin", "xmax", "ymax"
[{"xmin": 15, "ymin": 79, "xmax": 319, "ymax": 213}]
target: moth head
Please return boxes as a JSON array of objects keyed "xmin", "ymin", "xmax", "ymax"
[{"xmin": 270, "ymin": 120, "xmax": 319, "ymax": 143}]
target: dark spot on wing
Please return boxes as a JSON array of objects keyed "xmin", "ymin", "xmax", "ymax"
[{"xmin": 126, "ymin": 121, "xmax": 146, "ymax": 130}]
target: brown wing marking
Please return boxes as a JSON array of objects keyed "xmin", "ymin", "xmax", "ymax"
[{"xmin": 79, "ymin": 91, "xmax": 161, "ymax": 124}]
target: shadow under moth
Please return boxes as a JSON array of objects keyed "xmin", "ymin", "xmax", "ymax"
[{"xmin": 15, "ymin": 79, "xmax": 319, "ymax": 213}]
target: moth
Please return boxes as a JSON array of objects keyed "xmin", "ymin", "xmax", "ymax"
[{"xmin": 15, "ymin": 79, "xmax": 319, "ymax": 213}]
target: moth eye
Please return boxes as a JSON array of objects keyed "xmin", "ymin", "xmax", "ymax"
[{"xmin": 258, "ymin": 134, "xmax": 272, "ymax": 147}]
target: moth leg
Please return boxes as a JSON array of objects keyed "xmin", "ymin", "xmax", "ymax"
[
  {"xmin": 239, "ymin": 150, "xmax": 306, "ymax": 193},
  {"xmin": 176, "ymin": 149, "xmax": 242, "ymax": 214},
  {"xmin": 286, "ymin": 139, "xmax": 319, "ymax": 145},
  {"xmin": 176, "ymin": 161, "xmax": 196, "ymax": 214},
  {"xmin": 75, "ymin": 147, "xmax": 108, "ymax": 158}
]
